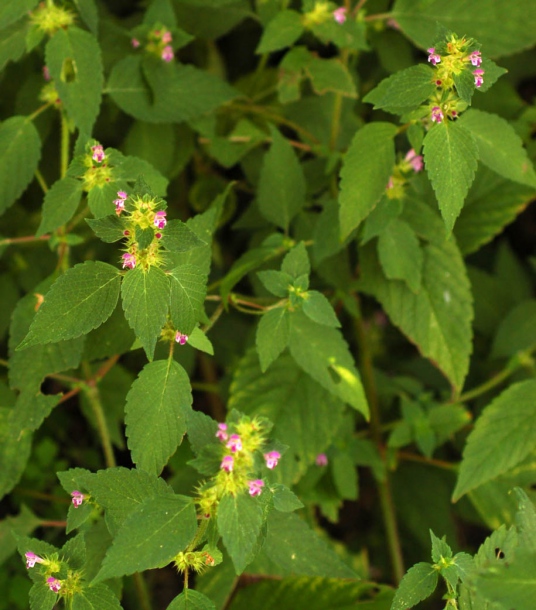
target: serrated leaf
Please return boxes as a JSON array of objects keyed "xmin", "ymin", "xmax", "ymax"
[
  {"xmin": 391, "ymin": 562, "xmax": 438, "ymax": 610},
  {"xmin": 363, "ymin": 64, "xmax": 435, "ymax": 112},
  {"xmin": 0, "ymin": 116, "xmax": 41, "ymax": 216},
  {"xmin": 258, "ymin": 127, "xmax": 306, "ymax": 231},
  {"xmin": 256, "ymin": 307, "xmax": 290, "ymax": 372},
  {"xmin": 125, "ymin": 359, "xmax": 192, "ymax": 475},
  {"xmin": 218, "ymin": 493, "xmax": 263, "ymax": 574},
  {"xmin": 169, "ymin": 264, "xmax": 207, "ymax": 334},
  {"xmin": 0, "ymin": 410, "xmax": 32, "ymax": 499},
  {"xmin": 281, "ymin": 242, "xmax": 310, "ymax": 279},
  {"xmin": 37, "ymin": 176, "xmax": 83, "ymax": 236},
  {"xmin": 187, "ymin": 327, "xmax": 214, "ymax": 355},
  {"xmin": 121, "ymin": 266, "xmax": 170, "ymax": 359},
  {"xmin": 288, "ymin": 311, "xmax": 369, "ymax": 417},
  {"xmin": 514, "ymin": 487, "xmax": 536, "ymax": 554},
  {"xmin": 339, "ymin": 122, "xmax": 397, "ymax": 241},
  {"xmin": 491, "ymin": 299, "xmax": 536, "ymax": 359},
  {"xmin": 302, "ymin": 291, "xmax": 340, "ymax": 327},
  {"xmin": 77, "ymin": 467, "xmax": 173, "ymax": 536},
  {"xmin": 167, "ymin": 589, "xmax": 216, "ymax": 610},
  {"xmin": 430, "ymin": 530, "xmax": 452, "ymax": 562},
  {"xmin": 0, "ymin": 0, "xmax": 38, "ymax": 30},
  {"xmin": 307, "ymin": 57, "xmax": 357, "ymax": 98},
  {"xmin": 459, "ymin": 109, "xmax": 536, "ymax": 188},
  {"xmin": 108, "ymin": 56, "xmax": 237, "ymax": 124},
  {"xmin": 19, "ymin": 262, "xmax": 121, "ymax": 348},
  {"xmin": 45, "ymin": 27, "xmax": 103, "ymax": 134},
  {"xmin": 94, "ymin": 494, "xmax": 197, "ymax": 582},
  {"xmin": 257, "ymin": 270, "xmax": 292, "ymax": 297},
  {"xmin": 86, "ymin": 215, "xmax": 125, "ymax": 243},
  {"xmin": 29, "ymin": 582, "xmax": 57, "ymax": 610},
  {"xmin": 256, "ymin": 10, "xmax": 304, "ymax": 54},
  {"xmin": 359, "ymin": 239, "xmax": 473, "ymax": 392},
  {"xmin": 0, "ymin": 19, "xmax": 28, "ymax": 72},
  {"xmin": 73, "ymin": 0, "xmax": 99, "ymax": 36},
  {"xmin": 377, "ymin": 218, "xmax": 423, "ymax": 292},
  {"xmin": 452, "ymin": 70, "xmax": 475, "ymax": 104},
  {"xmin": 272, "ymin": 484, "xmax": 304, "ymax": 512},
  {"xmin": 453, "ymin": 380, "xmax": 536, "ymax": 501},
  {"xmin": 71, "ymin": 584, "xmax": 122, "ymax": 610},
  {"xmin": 160, "ymin": 219, "xmax": 204, "ymax": 253},
  {"xmin": 423, "ymin": 121, "xmax": 478, "ymax": 232}
]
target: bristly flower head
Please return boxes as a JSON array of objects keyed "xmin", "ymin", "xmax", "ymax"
[
  {"xmin": 264, "ymin": 451, "xmax": 281, "ymax": 469},
  {"xmin": 221, "ymin": 455, "xmax": 234, "ymax": 473},
  {"xmin": 71, "ymin": 490, "xmax": 85, "ymax": 508},
  {"xmin": 154, "ymin": 210, "xmax": 167, "ymax": 229},
  {"xmin": 431, "ymin": 106, "xmax": 444, "ymax": 123},
  {"xmin": 473, "ymin": 68, "xmax": 484, "ymax": 87},
  {"xmin": 226, "ymin": 434, "xmax": 242, "ymax": 453},
  {"xmin": 122, "ymin": 252, "xmax": 136, "ymax": 270},
  {"xmin": 315, "ymin": 453, "xmax": 328, "ymax": 466},
  {"xmin": 216, "ymin": 423, "xmax": 228, "ymax": 442},
  {"xmin": 333, "ymin": 7, "xmax": 347, "ymax": 24},
  {"xmin": 25, "ymin": 552, "xmax": 45, "ymax": 569},
  {"xmin": 248, "ymin": 479, "xmax": 264, "ymax": 497},
  {"xmin": 47, "ymin": 577, "xmax": 61, "ymax": 593},
  {"xmin": 175, "ymin": 331, "xmax": 188, "ymax": 345},
  {"xmin": 468, "ymin": 50, "xmax": 482, "ymax": 67},
  {"xmin": 427, "ymin": 47, "xmax": 441, "ymax": 66},
  {"xmin": 91, "ymin": 145, "xmax": 105, "ymax": 163}
]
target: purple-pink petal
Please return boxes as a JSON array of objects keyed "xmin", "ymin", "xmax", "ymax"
[
  {"xmin": 248, "ymin": 479, "xmax": 264, "ymax": 497},
  {"xmin": 221, "ymin": 455, "xmax": 234, "ymax": 473},
  {"xmin": 264, "ymin": 451, "xmax": 281, "ymax": 469},
  {"xmin": 47, "ymin": 577, "xmax": 61, "ymax": 593}
]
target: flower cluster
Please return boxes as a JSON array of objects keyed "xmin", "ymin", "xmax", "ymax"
[
  {"xmin": 71, "ymin": 490, "xmax": 85, "ymax": 507},
  {"xmin": 24, "ymin": 552, "xmax": 64, "ymax": 594},
  {"xmin": 132, "ymin": 26, "xmax": 175, "ymax": 62},
  {"xmin": 30, "ymin": 2, "xmax": 74, "ymax": 34}
]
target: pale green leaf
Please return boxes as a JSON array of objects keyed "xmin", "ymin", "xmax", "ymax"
[
  {"xmin": 73, "ymin": 0, "xmax": 99, "ymax": 36},
  {"xmin": 94, "ymin": 495, "xmax": 197, "ymax": 582},
  {"xmin": 0, "ymin": 0, "xmax": 38, "ymax": 30},
  {"xmin": 258, "ymin": 127, "xmax": 306, "ymax": 230},
  {"xmin": 514, "ymin": 487, "xmax": 536, "ymax": 554},
  {"xmin": 459, "ymin": 110, "xmax": 536, "ymax": 187},
  {"xmin": 289, "ymin": 311, "xmax": 369, "ymax": 417},
  {"xmin": 71, "ymin": 584, "xmax": 121, "ymax": 610},
  {"xmin": 430, "ymin": 530, "xmax": 452, "ymax": 562},
  {"xmin": 271, "ymin": 484, "xmax": 304, "ymax": 512},
  {"xmin": 19, "ymin": 262, "xmax": 121, "ymax": 348},
  {"xmin": 161, "ymin": 220, "xmax": 204, "ymax": 253},
  {"xmin": 423, "ymin": 121, "xmax": 478, "ymax": 232},
  {"xmin": 187, "ymin": 327, "xmax": 214, "ymax": 355},
  {"xmin": 121, "ymin": 266, "xmax": 170, "ymax": 360},
  {"xmin": 377, "ymin": 218, "xmax": 423, "ymax": 292},
  {"xmin": 307, "ymin": 57, "xmax": 357, "ymax": 98},
  {"xmin": 29, "ymin": 582, "xmax": 57, "ymax": 610},
  {"xmin": 392, "ymin": 0, "xmax": 536, "ymax": 57},
  {"xmin": 363, "ymin": 65, "xmax": 435, "ymax": 113},
  {"xmin": 0, "ymin": 116, "xmax": 41, "ymax": 216},
  {"xmin": 257, "ymin": 270, "xmax": 292, "ymax": 297},
  {"xmin": 281, "ymin": 242, "xmax": 310, "ymax": 279},
  {"xmin": 9, "ymin": 390, "xmax": 59, "ymax": 434},
  {"xmin": 453, "ymin": 380, "xmax": 536, "ymax": 501},
  {"xmin": 391, "ymin": 562, "xmax": 438, "ymax": 610},
  {"xmin": 125, "ymin": 359, "xmax": 192, "ymax": 475},
  {"xmin": 302, "ymin": 291, "xmax": 340, "ymax": 327},
  {"xmin": 491, "ymin": 300, "xmax": 536, "ymax": 359},
  {"xmin": 256, "ymin": 307, "xmax": 290, "ymax": 372},
  {"xmin": 256, "ymin": 10, "xmax": 303, "ymax": 54},
  {"xmin": 45, "ymin": 27, "xmax": 103, "ymax": 134},
  {"xmin": 217, "ymin": 493, "xmax": 263, "ymax": 574},
  {"xmin": 85, "ymin": 215, "xmax": 125, "ymax": 243},
  {"xmin": 167, "ymin": 590, "xmax": 216, "ymax": 610},
  {"xmin": 37, "ymin": 177, "xmax": 83, "ymax": 236},
  {"xmin": 169, "ymin": 264, "xmax": 207, "ymax": 334},
  {"xmin": 339, "ymin": 122, "xmax": 398, "ymax": 241},
  {"xmin": 359, "ymin": 239, "xmax": 473, "ymax": 392}
]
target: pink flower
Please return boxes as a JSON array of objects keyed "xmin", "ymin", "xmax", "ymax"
[
  {"xmin": 46, "ymin": 577, "xmax": 61, "ymax": 593},
  {"xmin": 431, "ymin": 106, "xmax": 444, "ymax": 123},
  {"xmin": 248, "ymin": 479, "xmax": 264, "ymax": 497},
  {"xmin": 333, "ymin": 7, "xmax": 347, "ymax": 24},
  {"xmin": 405, "ymin": 149, "xmax": 423, "ymax": 173},
  {"xmin": 221, "ymin": 455, "xmax": 234, "ymax": 473},
  {"xmin": 315, "ymin": 453, "xmax": 328, "ymax": 466},
  {"xmin": 122, "ymin": 253, "xmax": 136, "ymax": 269},
  {"xmin": 427, "ymin": 47, "xmax": 441, "ymax": 66},
  {"xmin": 131, "ymin": 38, "xmax": 140, "ymax": 48},
  {"xmin": 161, "ymin": 31, "xmax": 172, "ymax": 44},
  {"xmin": 175, "ymin": 331, "xmax": 188, "ymax": 345},
  {"xmin": 91, "ymin": 145, "xmax": 105, "ymax": 163},
  {"xmin": 226, "ymin": 434, "xmax": 242, "ymax": 453},
  {"xmin": 114, "ymin": 190, "xmax": 127, "ymax": 215},
  {"xmin": 264, "ymin": 451, "xmax": 281, "ymax": 469},
  {"xmin": 161, "ymin": 45, "xmax": 174, "ymax": 62},
  {"xmin": 154, "ymin": 210, "xmax": 167, "ymax": 229},
  {"xmin": 42, "ymin": 66, "xmax": 51, "ymax": 81},
  {"xmin": 473, "ymin": 68, "xmax": 484, "ymax": 88},
  {"xmin": 216, "ymin": 423, "xmax": 228, "ymax": 442},
  {"xmin": 468, "ymin": 50, "xmax": 482, "ymax": 67},
  {"xmin": 25, "ymin": 552, "xmax": 44, "ymax": 569},
  {"xmin": 71, "ymin": 490, "xmax": 85, "ymax": 507}
]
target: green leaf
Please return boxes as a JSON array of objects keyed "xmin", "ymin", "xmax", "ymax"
[
  {"xmin": 281, "ymin": 242, "xmax": 310, "ymax": 279},
  {"xmin": 391, "ymin": 562, "xmax": 438, "ymax": 610},
  {"xmin": 302, "ymin": 291, "xmax": 340, "ymax": 327},
  {"xmin": 73, "ymin": 0, "xmax": 99, "ymax": 36},
  {"xmin": 229, "ymin": 349, "xmax": 346, "ymax": 482},
  {"xmin": 452, "ymin": 69, "xmax": 475, "ymax": 105},
  {"xmin": 363, "ymin": 64, "xmax": 435, "ymax": 113},
  {"xmin": 94, "ymin": 494, "xmax": 197, "ymax": 582},
  {"xmin": 37, "ymin": 176, "xmax": 83, "ymax": 236},
  {"xmin": 29, "ymin": 582, "xmax": 57, "ymax": 610},
  {"xmin": 0, "ymin": 19, "xmax": 28, "ymax": 72},
  {"xmin": 77, "ymin": 467, "xmax": 173, "ymax": 536},
  {"xmin": 71, "ymin": 584, "xmax": 122, "ymax": 610},
  {"xmin": 169, "ymin": 264, "xmax": 207, "ymax": 334},
  {"xmin": 430, "ymin": 530, "xmax": 452, "ymax": 562},
  {"xmin": 491, "ymin": 299, "xmax": 536, "ymax": 359},
  {"xmin": 423, "ymin": 121, "xmax": 478, "ymax": 232},
  {"xmin": 160, "ymin": 219, "xmax": 204, "ymax": 253},
  {"xmin": 339, "ymin": 122, "xmax": 398, "ymax": 241},
  {"xmin": 307, "ymin": 57, "xmax": 357, "ymax": 98},
  {"xmin": 19, "ymin": 262, "xmax": 121, "ymax": 348},
  {"xmin": 217, "ymin": 493, "xmax": 264, "ymax": 574},
  {"xmin": 167, "ymin": 590, "xmax": 216, "ymax": 610},
  {"xmin": 257, "ymin": 270, "xmax": 293, "ymax": 297},
  {"xmin": 514, "ymin": 487, "xmax": 536, "ymax": 554},
  {"xmin": 271, "ymin": 484, "xmax": 304, "ymax": 512},
  {"xmin": 0, "ymin": 409, "xmax": 32, "ymax": 499},
  {"xmin": 289, "ymin": 311, "xmax": 369, "ymax": 417},
  {"xmin": 135, "ymin": 226, "xmax": 154, "ymax": 250},
  {"xmin": 0, "ymin": 0, "xmax": 38, "ymax": 30},
  {"xmin": 359, "ymin": 239, "xmax": 473, "ymax": 392},
  {"xmin": 0, "ymin": 116, "xmax": 41, "ymax": 216},
  {"xmin": 125, "ymin": 359, "xmax": 192, "ymax": 475},
  {"xmin": 256, "ymin": 10, "xmax": 304, "ymax": 54},
  {"xmin": 361, "ymin": 195, "xmax": 403, "ymax": 244},
  {"xmin": 107, "ymin": 57, "xmax": 237, "ymax": 124},
  {"xmin": 459, "ymin": 109, "xmax": 536, "ymax": 188},
  {"xmin": 453, "ymin": 380, "xmax": 536, "ymax": 501},
  {"xmin": 377, "ymin": 218, "xmax": 423, "ymax": 292},
  {"xmin": 45, "ymin": 27, "xmax": 103, "ymax": 134},
  {"xmin": 86, "ymin": 215, "xmax": 125, "ymax": 243},
  {"xmin": 187, "ymin": 327, "xmax": 214, "ymax": 355},
  {"xmin": 262, "ymin": 511, "xmax": 355, "ymax": 578},
  {"xmin": 392, "ymin": 0, "xmax": 536, "ymax": 57},
  {"xmin": 121, "ymin": 266, "xmax": 170, "ymax": 360},
  {"xmin": 258, "ymin": 127, "xmax": 306, "ymax": 231},
  {"xmin": 256, "ymin": 307, "xmax": 291, "ymax": 372}
]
